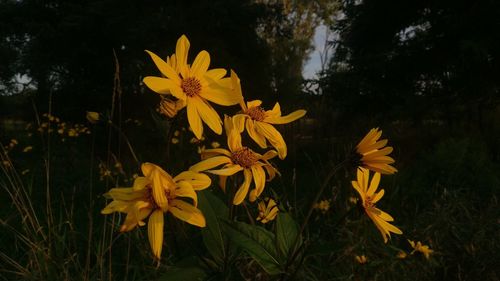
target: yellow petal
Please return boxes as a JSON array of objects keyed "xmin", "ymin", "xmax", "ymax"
[
  {"xmin": 169, "ymin": 199, "xmax": 206, "ymax": 227},
  {"xmin": 250, "ymin": 165, "xmax": 266, "ymax": 200},
  {"xmin": 232, "ymin": 114, "xmax": 247, "ymax": 132},
  {"xmin": 255, "ymin": 122, "xmax": 287, "ymax": 159},
  {"xmin": 200, "ymin": 148, "xmax": 232, "ymax": 159},
  {"xmin": 176, "ymin": 35, "xmax": 190, "ymax": 78},
  {"xmin": 174, "ymin": 171, "xmax": 211, "ymax": 190},
  {"xmin": 106, "ymin": 187, "xmax": 145, "ymax": 201},
  {"xmin": 101, "ymin": 200, "xmax": 129, "ymax": 214},
  {"xmin": 132, "ymin": 177, "xmax": 151, "ymax": 191},
  {"xmin": 192, "ymin": 97, "xmax": 222, "ymax": 135},
  {"xmin": 246, "ymin": 100, "xmax": 262, "ymax": 108},
  {"xmin": 187, "ymin": 101, "xmax": 203, "ymax": 139},
  {"xmin": 265, "ymin": 109, "xmax": 306, "ymax": 124},
  {"xmin": 208, "ymin": 164, "xmax": 243, "ymax": 176},
  {"xmin": 148, "ymin": 209, "xmax": 164, "ymax": 259},
  {"xmin": 142, "ymin": 163, "xmax": 174, "ymax": 211},
  {"xmin": 145, "ymin": 50, "xmax": 181, "ymax": 84},
  {"xmin": 225, "ymin": 115, "xmax": 242, "ymax": 152},
  {"xmin": 261, "ymin": 150, "xmax": 278, "ymax": 160},
  {"xmin": 190, "ymin": 155, "xmax": 232, "ymax": 172},
  {"xmin": 247, "ymin": 120, "xmax": 267, "ymax": 148},
  {"xmin": 233, "ymin": 169, "xmax": 252, "ymax": 205},
  {"xmin": 219, "ymin": 175, "xmax": 228, "ymax": 192},
  {"xmin": 199, "ymin": 87, "xmax": 241, "ymax": 106},
  {"xmin": 175, "ymin": 180, "xmax": 198, "ymax": 206},
  {"xmin": 205, "ymin": 68, "xmax": 227, "ymax": 80},
  {"xmin": 191, "ymin": 50, "xmax": 210, "ymax": 78},
  {"xmin": 143, "ymin": 77, "xmax": 185, "ymax": 100},
  {"xmin": 366, "ymin": 172, "xmax": 381, "ymax": 196}
]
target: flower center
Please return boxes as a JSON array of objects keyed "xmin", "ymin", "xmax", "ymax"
[
  {"xmin": 181, "ymin": 77, "xmax": 202, "ymax": 97},
  {"xmin": 231, "ymin": 147, "xmax": 258, "ymax": 168},
  {"xmin": 246, "ymin": 106, "xmax": 266, "ymax": 121},
  {"xmin": 363, "ymin": 195, "xmax": 375, "ymax": 209}
]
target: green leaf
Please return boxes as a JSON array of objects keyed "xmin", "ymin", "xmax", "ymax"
[
  {"xmin": 198, "ymin": 190, "xmax": 228, "ymax": 266},
  {"xmin": 222, "ymin": 220, "xmax": 283, "ymax": 275},
  {"xmin": 276, "ymin": 212, "xmax": 301, "ymax": 258}
]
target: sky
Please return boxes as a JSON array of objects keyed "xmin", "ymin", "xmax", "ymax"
[{"xmin": 302, "ymin": 24, "xmax": 333, "ymax": 79}]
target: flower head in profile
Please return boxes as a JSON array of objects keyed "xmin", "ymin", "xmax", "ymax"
[
  {"xmin": 190, "ymin": 116, "xmax": 279, "ymax": 205},
  {"xmin": 101, "ymin": 163, "xmax": 210, "ymax": 259},
  {"xmin": 230, "ymin": 71, "xmax": 306, "ymax": 159},
  {"xmin": 256, "ymin": 197, "xmax": 279, "ymax": 224},
  {"xmin": 356, "ymin": 128, "xmax": 397, "ymax": 174},
  {"xmin": 143, "ymin": 35, "xmax": 241, "ymax": 139},
  {"xmin": 351, "ymin": 167, "xmax": 402, "ymax": 243},
  {"xmin": 408, "ymin": 239, "xmax": 434, "ymax": 259}
]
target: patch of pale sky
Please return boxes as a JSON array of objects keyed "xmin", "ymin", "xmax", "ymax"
[{"xmin": 303, "ymin": 24, "xmax": 331, "ymax": 80}]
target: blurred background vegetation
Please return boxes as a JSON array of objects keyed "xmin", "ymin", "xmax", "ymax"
[{"xmin": 1, "ymin": 0, "xmax": 499, "ymax": 280}]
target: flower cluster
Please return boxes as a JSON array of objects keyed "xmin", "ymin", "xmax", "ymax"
[
  {"xmin": 352, "ymin": 128, "xmax": 402, "ymax": 243},
  {"xmin": 102, "ymin": 35, "xmax": 306, "ymax": 260}
]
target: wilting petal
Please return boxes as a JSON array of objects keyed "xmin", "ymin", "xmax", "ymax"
[
  {"xmin": 232, "ymin": 114, "xmax": 247, "ymax": 132},
  {"xmin": 265, "ymin": 109, "xmax": 306, "ymax": 124},
  {"xmin": 246, "ymin": 100, "xmax": 262, "ymax": 109},
  {"xmin": 208, "ymin": 164, "xmax": 243, "ymax": 176},
  {"xmin": 169, "ymin": 199, "xmax": 206, "ymax": 227},
  {"xmin": 233, "ymin": 169, "xmax": 252, "ymax": 205},
  {"xmin": 148, "ymin": 210, "xmax": 164, "ymax": 259},
  {"xmin": 145, "ymin": 51, "xmax": 181, "ymax": 84},
  {"xmin": 249, "ymin": 165, "xmax": 266, "ymax": 201},
  {"xmin": 247, "ymin": 120, "xmax": 267, "ymax": 148},
  {"xmin": 175, "ymin": 180, "xmax": 198, "ymax": 206},
  {"xmin": 193, "ymin": 97, "xmax": 222, "ymax": 135},
  {"xmin": 190, "ymin": 155, "xmax": 232, "ymax": 172},
  {"xmin": 174, "ymin": 171, "xmax": 211, "ymax": 190},
  {"xmin": 255, "ymin": 122, "xmax": 287, "ymax": 159},
  {"xmin": 187, "ymin": 101, "xmax": 203, "ymax": 139},
  {"xmin": 225, "ymin": 116, "xmax": 242, "ymax": 152}
]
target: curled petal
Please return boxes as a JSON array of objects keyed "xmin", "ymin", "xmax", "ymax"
[
  {"xmin": 174, "ymin": 171, "xmax": 212, "ymax": 190},
  {"xmin": 233, "ymin": 169, "xmax": 252, "ymax": 205},
  {"xmin": 170, "ymin": 199, "xmax": 206, "ymax": 227},
  {"xmin": 148, "ymin": 210, "xmax": 164, "ymax": 259}
]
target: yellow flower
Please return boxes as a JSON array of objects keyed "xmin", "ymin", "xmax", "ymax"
[
  {"xmin": 210, "ymin": 141, "xmax": 220, "ymax": 148},
  {"xmin": 101, "ymin": 163, "xmax": 210, "ymax": 259},
  {"xmin": 256, "ymin": 198, "xmax": 279, "ymax": 224},
  {"xmin": 230, "ymin": 71, "xmax": 306, "ymax": 159},
  {"xmin": 356, "ymin": 128, "xmax": 397, "ymax": 174},
  {"xmin": 143, "ymin": 35, "xmax": 241, "ymax": 139},
  {"xmin": 171, "ymin": 138, "xmax": 179, "ymax": 144},
  {"xmin": 190, "ymin": 116, "xmax": 279, "ymax": 205},
  {"xmin": 408, "ymin": 239, "xmax": 434, "ymax": 259},
  {"xmin": 351, "ymin": 167, "xmax": 402, "ymax": 243},
  {"xmin": 86, "ymin": 111, "xmax": 100, "ymax": 123},
  {"xmin": 313, "ymin": 199, "xmax": 331, "ymax": 213},
  {"xmin": 355, "ymin": 255, "xmax": 368, "ymax": 264}
]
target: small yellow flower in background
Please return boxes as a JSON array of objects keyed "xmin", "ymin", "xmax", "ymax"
[
  {"xmin": 2, "ymin": 160, "xmax": 10, "ymax": 167},
  {"xmin": 230, "ymin": 70, "xmax": 306, "ymax": 159},
  {"xmin": 190, "ymin": 116, "xmax": 279, "ymax": 205},
  {"xmin": 408, "ymin": 239, "xmax": 434, "ymax": 259},
  {"xmin": 313, "ymin": 199, "xmax": 331, "ymax": 213},
  {"xmin": 171, "ymin": 138, "xmax": 179, "ymax": 144},
  {"xmin": 57, "ymin": 129, "xmax": 64, "ymax": 134},
  {"xmin": 23, "ymin": 146, "xmax": 33, "ymax": 153},
  {"xmin": 356, "ymin": 128, "xmax": 397, "ymax": 174},
  {"xmin": 348, "ymin": 196, "xmax": 358, "ymax": 204},
  {"xmin": 174, "ymin": 130, "xmax": 180, "ymax": 137},
  {"xmin": 355, "ymin": 255, "xmax": 368, "ymax": 264},
  {"xmin": 10, "ymin": 139, "xmax": 18, "ymax": 145},
  {"xmin": 68, "ymin": 129, "xmax": 78, "ymax": 137},
  {"xmin": 352, "ymin": 167, "xmax": 402, "ymax": 243},
  {"xmin": 210, "ymin": 141, "xmax": 220, "ymax": 148},
  {"xmin": 21, "ymin": 169, "xmax": 30, "ymax": 175},
  {"xmin": 101, "ymin": 163, "xmax": 210, "ymax": 260},
  {"xmin": 256, "ymin": 198, "xmax": 279, "ymax": 224},
  {"xmin": 143, "ymin": 35, "xmax": 241, "ymax": 139},
  {"xmin": 86, "ymin": 111, "xmax": 100, "ymax": 123},
  {"xmin": 397, "ymin": 251, "xmax": 408, "ymax": 259}
]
